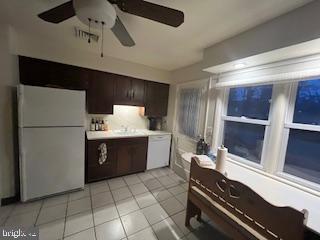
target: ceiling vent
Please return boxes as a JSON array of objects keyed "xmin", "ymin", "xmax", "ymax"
[{"xmin": 74, "ymin": 27, "xmax": 99, "ymax": 43}]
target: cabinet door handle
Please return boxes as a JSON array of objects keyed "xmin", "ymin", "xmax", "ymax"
[{"xmin": 132, "ymin": 91, "xmax": 135, "ymax": 99}]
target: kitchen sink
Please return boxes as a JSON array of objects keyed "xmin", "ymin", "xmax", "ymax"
[{"xmin": 112, "ymin": 129, "xmax": 143, "ymax": 136}]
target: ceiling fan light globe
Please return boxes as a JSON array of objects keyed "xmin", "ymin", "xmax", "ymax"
[{"xmin": 73, "ymin": 0, "xmax": 116, "ymax": 29}]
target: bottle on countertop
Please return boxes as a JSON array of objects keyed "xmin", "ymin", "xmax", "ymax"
[
  {"xmin": 104, "ymin": 120, "xmax": 109, "ymax": 131},
  {"xmin": 101, "ymin": 120, "xmax": 105, "ymax": 131},
  {"xmin": 95, "ymin": 119, "xmax": 99, "ymax": 131},
  {"xmin": 90, "ymin": 118, "xmax": 95, "ymax": 131},
  {"xmin": 204, "ymin": 143, "xmax": 211, "ymax": 155},
  {"xmin": 100, "ymin": 119, "xmax": 104, "ymax": 131},
  {"xmin": 99, "ymin": 119, "xmax": 103, "ymax": 131},
  {"xmin": 196, "ymin": 136, "xmax": 205, "ymax": 155}
]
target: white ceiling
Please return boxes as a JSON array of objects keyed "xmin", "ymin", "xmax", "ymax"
[{"xmin": 0, "ymin": 0, "xmax": 313, "ymax": 71}]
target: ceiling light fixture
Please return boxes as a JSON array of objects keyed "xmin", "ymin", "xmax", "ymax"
[
  {"xmin": 74, "ymin": 0, "xmax": 116, "ymax": 29},
  {"xmin": 234, "ymin": 62, "xmax": 247, "ymax": 69}
]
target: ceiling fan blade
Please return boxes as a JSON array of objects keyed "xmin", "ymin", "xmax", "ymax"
[
  {"xmin": 111, "ymin": 17, "xmax": 135, "ymax": 47},
  {"xmin": 117, "ymin": 0, "xmax": 184, "ymax": 27},
  {"xmin": 38, "ymin": 1, "xmax": 75, "ymax": 23}
]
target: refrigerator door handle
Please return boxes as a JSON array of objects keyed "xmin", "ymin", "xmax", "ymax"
[
  {"xmin": 19, "ymin": 147, "xmax": 27, "ymax": 201},
  {"xmin": 18, "ymin": 85, "xmax": 24, "ymax": 128},
  {"xmin": 18, "ymin": 124, "xmax": 28, "ymax": 201}
]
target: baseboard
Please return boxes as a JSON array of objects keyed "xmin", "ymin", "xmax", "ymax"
[{"xmin": 1, "ymin": 195, "xmax": 20, "ymax": 206}]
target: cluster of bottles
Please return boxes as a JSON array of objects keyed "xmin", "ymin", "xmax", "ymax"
[
  {"xmin": 196, "ymin": 136, "xmax": 211, "ymax": 155},
  {"xmin": 90, "ymin": 118, "xmax": 108, "ymax": 131}
]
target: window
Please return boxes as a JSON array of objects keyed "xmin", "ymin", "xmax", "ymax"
[
  {"xmin": 293, "ymin": 79, "xmax": 320, "ymax": 125},
  {"xmin": 281, "ymin": 79, "xmax": 320, "ymax": 185},
  {"xmin": 284, "ymin": 130, "xmax": 320, "ymax": 184},
  {"xmin": 227, "ymin": 85, "xmax": 272, "ymax": 120},
  {"xmin": 212, "ymin": 55, "xmax": 320, "ymax": 192},
  {"xmin": 224, "ymin": 121, "xmax": 265, "ymax": 164},
  {"xmin": 222, "ymin": 85, "xmax": 273, "ymax": 164}
]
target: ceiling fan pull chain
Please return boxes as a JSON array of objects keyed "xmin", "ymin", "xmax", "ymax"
[
  {"xmin": 101, "ymin": 21, "xmax": 105, "ymax": 58},
  {"xmin": 88, "ymin": 18, "xmax": 92, "ymax": 44}
]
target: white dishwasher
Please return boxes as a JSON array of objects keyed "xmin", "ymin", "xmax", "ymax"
[{"xmin": 147, "ymin": 134, "xmax": 172, "ymax": 170}]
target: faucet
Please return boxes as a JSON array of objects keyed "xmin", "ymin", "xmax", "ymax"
[{"xmin": 121, "ymin": 125, "xmax": 129, "ymax": 132}]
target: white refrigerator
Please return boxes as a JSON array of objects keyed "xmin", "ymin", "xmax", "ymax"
[{"xmin": 18, "ymin": 85, "xmax": 86, "ymax": 202}]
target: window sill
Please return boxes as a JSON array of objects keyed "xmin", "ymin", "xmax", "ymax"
[
  {"xmin": 227, "ymin": 157, "xmax": 320, "ymax": 198},
  {"xmin": 178, "ymin": 150, "xmax": 320, "ymax": 198}
]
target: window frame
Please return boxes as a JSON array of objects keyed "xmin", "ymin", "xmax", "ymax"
[
  {"xmin": 277, "ymin": 81, "xmax": 320, "ymax": 191},
  {"xmin": 218, "ymin": 85, "xmax": 275, "ymax": 170}
]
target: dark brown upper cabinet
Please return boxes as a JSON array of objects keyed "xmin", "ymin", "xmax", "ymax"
[
  {"xmin": 145, "ymin": 82, "xmax": 170, "ymax": 117},
  {"xmin": 114, "ymin": 77, "xmax": 145, "ymax": 106},
  {"xmin": 131, "ymin": 79, "xmax": 145, "ymax": 105},
  {"xmin": 19, "ymin": 56, "xmax": 89, "ymax": 90},
  {"xmin": 114, "ymin": 76, "xmax": 132, "ymax": 105},
  {"xmin": 19, "ymin": 56, "xmax": 170, "ymax": 116},
  {"xmin": 87, "ymin": 71, "xmax": 114, "ymax": 114}
]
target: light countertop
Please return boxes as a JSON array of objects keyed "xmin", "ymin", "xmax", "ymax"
[{"xmin": 86, "ymin": 129, "xmax": 171, "ymax": 140}]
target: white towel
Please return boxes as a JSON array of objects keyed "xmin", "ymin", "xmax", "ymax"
[
  {"xmin": 194, "ymin": 155, "xmax": 214, "ymax": 168},
  {"xmin": 98, "ymin": 143, "xmax": 108, "ymax": 165}
]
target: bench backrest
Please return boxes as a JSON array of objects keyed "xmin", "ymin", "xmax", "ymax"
[{"xmin": 189, "ymin": 158, "xmax": 306, "ymax": 240}]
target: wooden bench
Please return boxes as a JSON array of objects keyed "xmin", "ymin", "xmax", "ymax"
[{"xmin": 185, "ymin": 157, "xmax": 307, "ymax": 240}]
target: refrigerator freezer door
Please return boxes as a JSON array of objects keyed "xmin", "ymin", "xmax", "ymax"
[
  {"xmin": 19, "ymin": 85, "xmax": 85, "ymax": 127},
  {"xmin": 20, "ymin": 127, "xmax": 84, "ymax": 201}
]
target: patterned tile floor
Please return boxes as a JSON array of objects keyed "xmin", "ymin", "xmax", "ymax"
[{"xmin": 0, "ymin": 167, "xmax": 228, "ymax": 240}]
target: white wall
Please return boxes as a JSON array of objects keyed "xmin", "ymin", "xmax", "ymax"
[
  {"xmin": 10, "ymin": 29, "xmax": 172, "ymax": 84},
  {"xmin": 0, "ymin": 24, "xmax": 19, "ymax": 200},
  {"xmin": 203, "ymin": 0, "xmax": 320, "ymax": 69}
]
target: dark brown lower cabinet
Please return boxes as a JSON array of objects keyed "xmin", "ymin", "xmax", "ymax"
[
  {"xmin": 117, "ymin": 144, "xmax": 132, "ymax": 176},
  {"xmin": 130, "ymin": 143, "xmax": 148, "ymax": 172},
  {"xmin": 86, "ymin": 139, "xmax": 117, "ymax": 182},
  {"xmin": 86, "ymin": 137, "xmax": 148, "ymax": 183}
]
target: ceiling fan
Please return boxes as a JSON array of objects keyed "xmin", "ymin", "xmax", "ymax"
[{"xmin": 38, "ymin": 0, "xmax": 184, "ymax": 48}]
